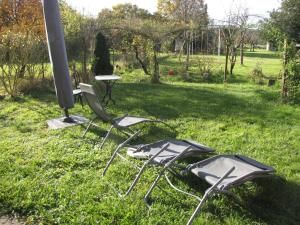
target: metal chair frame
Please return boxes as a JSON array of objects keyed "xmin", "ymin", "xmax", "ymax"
[
  {"xmin": 79, "ymin": 83, "xmax": 165, "ymax": 148},
  {"xmin": 143, "ymin": 154, "xmax": 275, "ymax": 225},
  {"xmin": 102, "ymin": 136, "xmax": 214, "ymax": 198}
]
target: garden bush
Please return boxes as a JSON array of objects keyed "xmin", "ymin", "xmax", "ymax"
[
  {"xmin": 0, "ymin": 32, "xmax": 47, "ymax": 97},
  {"xmin": 92, "ymin": 32, "xmax": 113, "ymax": 75},
  {"xmin": 249, "ymin": 61, "xmax": 265, "ymax": 84}
]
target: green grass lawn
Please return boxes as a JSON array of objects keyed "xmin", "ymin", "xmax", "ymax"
[
  {"xmin": 122, "ymin": 49, "xmax": 282, "ymax": 85},
  {"xmin": 1, "ymin": 50, "xmax": 300, "ymax": 224}
]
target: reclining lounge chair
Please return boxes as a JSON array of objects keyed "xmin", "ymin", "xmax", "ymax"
[
  {"xmin": 102, "ymin": 139, "xmax": 215, "ymax": 197},
  {"xmin": 144, "ymin": 154, "xmax": 275, "ymax": 225},
  {"xmin": 79, "ymin": 83, "xmax": 167, "ymax": 148}
]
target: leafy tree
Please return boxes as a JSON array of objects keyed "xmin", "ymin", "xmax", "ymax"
[
  {"xmin": 103, "ymin": 16, "xmax": 185, "ymax": 83},
  {"xmin": 0, "ymin": 0, "xmax": 47, "ymax": 96},
  {"xmin": 236, "ymin": 9, "xmax": 250, "ymax": 65},
  {"xmin": 92, "ymin": 32, "xmax": 113, "ymax": 75},
  {"xmin": 111, "ymin": 3, "xmax": 152, "ymax": 20},
  {"xmin": 97, "ymin": 3, "xmax": 153, "ymax": 63},
  {"xmin": 60, "ymin": 0, "xmax": 97, "ymax": 82},
  {"xmin": 157, "ymin": 0, "xmax": 208, "ymax": 80},
  {"xmin": 269, "ymin": 0, "xmax": 300, "ymax": 42},
  {"xmin": 259, "ymin": 19, "xmax": 285, "ymax": 50},
  {"xmin": 284, "ymin": 44, "xmax": 300, "ymax": 102},
  {"xmin": 221, "ymin": 25, "xmax": 239, "ymax": 81},
  {"xmin": 245, "ymin": 29, "xmax": 262, "ymax": 52},
  {"xmin": 97, "ymin": 4, "xmax": 184, "ymax": 83},
  {"xmin": 0, "ymin": 32, "xmax": 42, "ymax": 96},
  {"xmin": 0, "ymin": 0, "xmax": 44, "ymax": 36},
  {"xmin": 221, "ymin": 8, "xmax": 255, "ymax": 81},
  {"xmin": 157, "ymin": 0, "xmax": 208, "ymax": 25},
  {"xmin": 262, "ymin": 0, "xmax": 300, "ymax": 102}
]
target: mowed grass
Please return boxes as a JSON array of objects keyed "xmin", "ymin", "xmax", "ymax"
[
  {"xmin": 122, "ymin": 49, "xmax": 283, "ymax": 85},
  {"xmin": 1, "ymin": 50, "xmax": 300, "ymax": 225},
  {"xmin": 163, "ymin": 49, "xmax": 282, "ymax": 81}
]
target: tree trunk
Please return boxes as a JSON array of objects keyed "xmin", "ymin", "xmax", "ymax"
[
  {"xmin": 281, "ymin": 38, "xmax": 288, "ymax": 102},
  {"xmin": 217, "ymin": 28, "xmax": 221, "ymax": 56},
  {"xmin": 82, "ymin": 39, "xmax": 90, "ymax": 83},
  {"xmin": 224, "ymin": 44, "xmax": 229, "ymax": 83},
  {"xmin": 201, "ymin": 31, "xmax": 204, "ymax": 53},
  {"xmin": 82, "ymin": 50, "xmax": 87, "ymax": 81},
  {"xmin": 184, "ymin": 39, "xmax": 190, "ymax": 81},
  {"xmin": 41, "ymin": 62, "xmax": 45, "ymax": 80},
  {"xmin": 230, "ymin": 48, "xmax": 237, "ymax": 75},
  {"xmin": 112, "ymin": 48, "xmax": 115, "ymax": 65},
  {"xmin": 18, "ymin": 65, "xmax": 26, "ymax": 78},
  {"xmin": 206, "ymin": 31, "xmax": 209, "ymax": 54},
  {"xmin": 230, "ymin": 59, "xmax": 236, "ymax": 75},
  {"xmin": 134, "ymin": 46, "xmax": 150, "ymax": 75},
  {"xmin": 151, "ymin": 49, "xmax": 160, "ymax": 84},
  {"xmin": 240, "ymin": 41, "xmax": 244, "ymax": 65}
]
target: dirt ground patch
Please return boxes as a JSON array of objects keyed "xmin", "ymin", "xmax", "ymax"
[{"xmin": 0, "ymin": 216, "xmax": 25, "ymax": 225}]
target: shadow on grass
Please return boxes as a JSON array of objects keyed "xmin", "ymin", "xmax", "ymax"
[
  {"xmin": 21, "ymin": 82, "xmax": 296, "ymax": 129},
  {"xmin": 113, "ymin": 83, "xmax": 298, "ymax": 125},
  {"xmin": 154, "ymin": 172, "xmax": 300, "ymax": 225},
  {"xmin": 27, "ymin": 88, "xmax": 56, "ymax": 103},
  {"xmin": 7, "ymin": 82, "xmax": 299, "ymax": 135},
  {"xmin": 244, "ymin": 176, "xmax": 300, "ymax": 225},
  {"xmin": 0, "ymin": 114, "xmax": 7, "ymax": 122},
  {"xmin": 114, "ymin": 83, "xmax": 251, "ymax": 120},
  {"xmin": 255, "ymin": 89, "xmax": 280, "ymax": 102},
  {"xmin": 18, "ymin": 76, "xmax": 286, "ymax": 128},
  {"xmin": 81, "ymin": 121, "xmax": 177, "ymax": 147}
]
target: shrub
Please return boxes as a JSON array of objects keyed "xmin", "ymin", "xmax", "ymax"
[
  {"xmin": 0, "ymin": 31, "xmax": 45, "ymax": 97},
  {"xmin": 92, "ymin": 32, "xmax": 113, "ymax": 75},
  {"xmin": 285, "ymin": 50, "xmax": 300, "ymax": 103},
  {"xmin": 249, "ymin": 61, "xmax": 265, "ymax": 84},
  {"xmin": 197, "ymin": 55, "xmax": 217, "ymax": 76}
]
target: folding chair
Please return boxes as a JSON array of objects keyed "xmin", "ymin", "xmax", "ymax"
[
  {"xmin": 143, "ymin": 154, "xmax": 275, "ymax": 225},
  {"xmin": 79, "ymin": 83, "xmax": 167, "ymax": 148},
  {"xmin": 102, "ymin": 139, "xmax": 215, "ymax": 197}
]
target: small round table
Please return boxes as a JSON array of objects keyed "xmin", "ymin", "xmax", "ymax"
[{"xmin": 95, "ymin": 75, "xmax": 121, "ymax": 106}]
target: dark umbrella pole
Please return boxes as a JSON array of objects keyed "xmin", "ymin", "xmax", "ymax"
[{"xmin": 42, "ymin": 0, "xmax": 88, "ymax": 129}]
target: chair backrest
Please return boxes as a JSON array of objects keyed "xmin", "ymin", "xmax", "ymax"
[
  {"xmin": 79, "ymin": 83, "xmax": 113, "ymax": 123},
  {"xmin": 191, "ymin": 154, "xmax": 275, "ymax": 189}
]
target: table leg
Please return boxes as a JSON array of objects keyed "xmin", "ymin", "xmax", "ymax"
[
  {"xmin": 101, "ymin": 81, "xmax": 117, "ymax": 106},
  {"xmin": 108, "ymin": 82, "xmax": 116, "ymax": 105}
]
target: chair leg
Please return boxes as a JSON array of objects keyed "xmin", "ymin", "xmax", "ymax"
[
  {"xmin": 82, "ymin": 117, "xmax": 96, "ymax": 138},
  {"xmin": 102, "ymin": 131, "xmax": 141, "ymax": 176},
  {"xmin": 144, "ymin": 171, "xmax": 164, "ymax": 205},
  {"xmin": 186, "ymin": 166, "xmax": 236, "ymax": 225},
  {"xmin": 144, "ymin": 146, "xmax": 192, "ymax": 204},
  {"xmin": 123, "ymin": 161, "xmax": 151, "ymax": 196},
  {"xmin": 127, "ymin": 144, "xmax": 175, "ymax": 197},
  {"xmin": 186, "ymin": 190, "xmax": 211, "ymax": 225},
  {"xmin": 125, "ymin": 144, "xmax": 172, "ymax": 197},
  {"xmin": 99, "ymin": 125, "xmax": 114, "ymax": 149}
]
